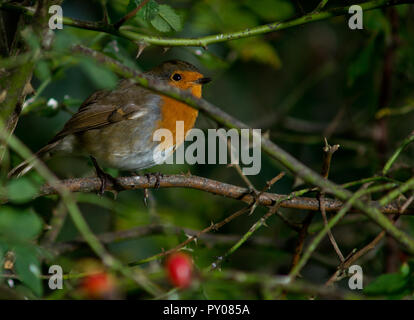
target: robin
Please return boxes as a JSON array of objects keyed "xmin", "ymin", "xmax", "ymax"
[{"xmin": 8, "ymin": 60, "xmax": 211, "ymax": 193}]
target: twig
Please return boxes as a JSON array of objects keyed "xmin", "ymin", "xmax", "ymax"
[
  {"xmin": 321, "ymin": 138, "xmax": 339, "ymax": 179},
  {"xmin": 129, "ymin": 206, "xmax": 251, "ymax": 266},
  {"xmin": 207, "ymin": 269, "xmax": 363, "ymax": 300},
  {"xmin": 208, "ymin": 205, "xmax": 279, "ymax": 271},
  {"xmin": 226, "ymin": 139, "xmax": 256, "ymax": 192},
  {"xmin": 289, "ymin": 212, "xmax": 314, "ymax": 273},
  {"xmin": 36, "ymin": 175, "xmax": 414, "ymax": 217},
  {"xmin": 325, "ymin": 194, "xmax": 414, "ymax": 287},
  {"xmin": 319, "ymin": 138, "xmax": 344, "ymax": 262},
  {"xmin": 0, "ymin": 127, "xmax": 161, "ymax": 296},
  {"xmin": 40, "ymin": 200, "xmax": 67, "ymax": 246},
  {"xmin": 382, "ymin": 131, "xmax": 414, "ymax": 175},
  {"xmin": 378, "ymin": 175, "xmax": 414, "ymax": 206},
  {"xmin": 68, "ymin": 44, "xmax": 414, "ymax": 254},
  {"xmin": 314, "ymin": 0, "xmax": 330, "ymax": 13},
  {"xmin": 50, "ymin": 224, "xmax": 286, "ymax": 255},
  {"xmin": 320, "ymin": 193, "xmax": 345, "ymax": 262},
  {"xmin": 288, "ymin": 182, "xmax": 398, "ymax": 281},
  {"xmin": 1, "ymin": 0, "xmax": 410, "ymax": 47},
  {"xmin": 101, "ymin": 0, "xmax": 110, "ymax": 24},
  {"xmin": 275, "ymin": 211, "xmax": 303, "ymax": 232},
  {"xmin": 208, "ymin": 174, "xmax": 286, "ymax": 270},
  {"xmin": 289, "ymin": 138, "xmax": 340, "ymax": 276},
  {"xmin": 249, "ymin": 172, "xmax": 285, "ymax": 215},
  {"xmin": 113, "ymin": 0, "xmax": 150, "ymax": 29}
]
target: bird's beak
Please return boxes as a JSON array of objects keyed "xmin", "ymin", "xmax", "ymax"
[{"xmin": 194, "ymin": 77, "xmax": 212, "ymax": 85}]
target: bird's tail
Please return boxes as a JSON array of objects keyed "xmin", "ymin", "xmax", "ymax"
[{"xmin": 7, "ymin": 142, "xmax": 59, "ymax": 178}]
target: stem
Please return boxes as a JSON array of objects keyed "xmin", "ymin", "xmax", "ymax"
[
  {"xmin": 379, "ymin": 176, "xmax": 414, "ymax": 206},
  {"xmin": 0, "ymin": 124, "xmax": 160, "ymax": 296},
  {"xmin": 114, "ymin": 0, "xmax": 150, "ymax": 29},
  {"xmin": 36, "ymin": 174, "xmax": 410, "ymax": 215},
  {"xmin": 382, "ymin": 131, "xmax": 414, "ymax": 175},
  {"xmin": 207, "ymin": 203, "xmax": 282, "ymax": 271},
  {"xmin": 314, "ymin": 0, "xmax": 330, "ymax": 12},
  {"xmin": 1, "ymin": 0, "xmax": 410, "ymax": 47},
  {"xmin": 31, "ymin": 44, "xmax": 414, "ymax": 255},
  {"xmin": 289, "ymin": 183, "xmax": 394, "ymax": 280}
]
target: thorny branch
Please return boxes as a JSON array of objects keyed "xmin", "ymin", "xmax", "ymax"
[
  {"xmin": 0, "ymin": 0, "xmax": 411, "ymax": 47},
  {"xmin": 67, "ymin": 44, "xmax": 414, "ymax": 254},
  {"xmin": 37, "ymin": 174, "xmax": 414, "ymax": 215}
]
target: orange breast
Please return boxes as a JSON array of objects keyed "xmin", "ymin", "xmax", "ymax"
[
  {"xmin": 153, "ymin": 71, "xmax": 203, "ymax": 150},
  {"xmin": 156, "ymin": 97, "xmax": 198, "ymax": 148}
]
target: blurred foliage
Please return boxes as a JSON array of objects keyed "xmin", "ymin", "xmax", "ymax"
[
  {"xmin": 126, "ymin": 0, "xmax": 182, "ymax": 32},
  {"xmin": 365, "ymin": 260, "xmax": 414, "ymax": 298},
  {"xmin": 0, "ymin": 0, "xmax": 414, "ymax": 300}
]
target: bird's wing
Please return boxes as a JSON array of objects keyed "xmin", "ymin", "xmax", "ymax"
[{"xmin": 50, "ymin": 86, "xmax": 153, "ymax": 143}]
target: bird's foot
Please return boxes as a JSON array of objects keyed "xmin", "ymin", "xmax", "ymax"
[
  {"xmin": 141, "ymin": 172, "xmax": 163, "ymax": 206},
  {"xmin": 145, "ymin": 172, "xmax": 164, "ymax": 189},
  {"xmin": 91, "ymin": 156, "xmax": 116, "ymax": 196}
]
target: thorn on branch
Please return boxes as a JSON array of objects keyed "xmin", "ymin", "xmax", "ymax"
[
  {"xmin": 100, "ymin": 0, "xmax": 110, "ymax": 25},
  {"xmin": 136, "ymin": 42, "xmax": 149, "ymax": 59},
  {"xmin": 248, "ymin": 172, "xmax": 285, "ymax": 215},
  {"xmin": 322, "ymin": 137, "xmax": 340, "ymax": 179}
]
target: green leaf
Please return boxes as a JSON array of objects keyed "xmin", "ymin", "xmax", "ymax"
[
  {"xmin": 230, "ymin": 39, "xmax": 282, "ymax": 69},
  {"xmin": 150, "ymin": 5, "xmax": 182, "ymax": 32},
  {"xmin": 6, "ymin": 178, "xmax": 39, "ymax": 203},
  {"xmin": 0, "ymin": 206, "xmax": 43, "ymax": 241},
  {"xmin": 14, "ymin": 245, "xmax": 42, "ymax": 297},
  {"xmin": 364, "ymin": 273, "xmax": 408, "ymax": 296},
  {"xmin": 127, "ymin": 0, "xmax": 159, "ymax": 22}
]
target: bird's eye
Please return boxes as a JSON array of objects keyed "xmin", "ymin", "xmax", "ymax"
[{"xmin": 172, "ymin": 73, "xmax": 182, "ymax": 81}]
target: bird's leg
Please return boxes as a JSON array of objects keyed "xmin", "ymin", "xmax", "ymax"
[
  {"xmin": 141, "ymin": 172, "xmax": 164, "ymax": 206},
  {"xmin": 130, "ymin": 172, "xmax": 164, "ymax": 206},
  {"xmin": 91, "ymin": 156, "xmax": 116, "ymax": 196},
  {"xmin": 145, "ymin": 172, "xmax": 164, "ymax": 189}
]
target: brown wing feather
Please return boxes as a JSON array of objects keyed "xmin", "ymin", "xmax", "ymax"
[
  {"xmin": 79, "ymin": 89, "xmax": 110, "ymax": 110},
  {"xmin": 50, "ymin": 85, "xmax": 153, "ymax": 143},
  {"xmin": 50, "ymin": 105, "xmax": 117, "ymax": 142}
]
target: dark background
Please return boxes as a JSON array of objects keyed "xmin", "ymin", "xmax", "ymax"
[{"xmin": 1, "ymin": 0, "xmax": 414, "ymax": 299}]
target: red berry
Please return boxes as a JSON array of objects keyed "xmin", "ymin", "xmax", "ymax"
[
  {"xmin": 81, "ymin": 272, "xmax": 115, "ymax": 298},
  {"xmin": 166, "ymin": 253, "xmax": 193, "ymax": 288}
]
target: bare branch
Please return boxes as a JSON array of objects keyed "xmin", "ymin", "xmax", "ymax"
[{"xmin": 37, "ymin": 174, "xmax": 414, "ymax": 215}]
